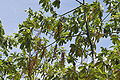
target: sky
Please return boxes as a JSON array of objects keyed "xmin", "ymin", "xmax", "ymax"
[{"xmin": 0, "ymin": 0, "xmax": 41, "ymax": 35}]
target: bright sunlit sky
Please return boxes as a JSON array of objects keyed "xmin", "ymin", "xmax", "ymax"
[{"xmin": 0, "ymin": 0, "xmax": 113, "ymax": 53}]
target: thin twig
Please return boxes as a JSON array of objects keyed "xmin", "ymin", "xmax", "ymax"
[
  {"xmin": 34, "ymin": 29, "xmax": 54, "ymax": 36},
  {"xmin": 44, "ymin": 34, "xmax": 81, "ymax": 48},
  {"xmin": 76, "ymin": 0, "xmax": 83, "ymax": 4},
  {"xmin": 35, "ymin": 34, "xmax": 83, "ymax": 53},
  {"xmin": 102, "ymin": 12, "xmax": 111, "ymax": 22},
  {"xmin": 59, "ymin": 4, "xmax": 84, "ymax": 17}
]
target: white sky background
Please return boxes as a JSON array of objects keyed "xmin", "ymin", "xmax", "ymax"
[{"xmin": 0, "ymin": 0, "xmax": 113, "ymax": 54}]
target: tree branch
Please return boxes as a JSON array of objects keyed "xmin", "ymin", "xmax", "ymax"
[{"xmin": 83, "ymin": 0, "xmax": 94, "ymax": 63}]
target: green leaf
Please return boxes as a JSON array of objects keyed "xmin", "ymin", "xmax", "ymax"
[
  {"xmin": 4, "ymin": 51, "xmax": 8, "ymax": 56},
  {"xmin": 20, "ymin": 43, "xmax": 25, "ymax": 50}
]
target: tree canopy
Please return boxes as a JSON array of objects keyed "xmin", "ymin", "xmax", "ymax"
[{"xmin": 0, "ymin": 0, "xmax": 120, "ymax": 80}]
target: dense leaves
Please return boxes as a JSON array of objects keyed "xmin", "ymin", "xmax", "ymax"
[{"xmin": 0, "ymin": 0, "xmax": 120, "ymax": 80}]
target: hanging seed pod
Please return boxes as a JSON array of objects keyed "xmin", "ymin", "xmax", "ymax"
[
  {"xmin": 57, "ymin": 22, "xmax": 62, "ymax": 37},
  {"xmin": 28, "ymin": 58, "xmax": 34, "ymax": 77},
  {"xmin": 34, "ymin": 52, "xmax": 38, "ymax": 65},
  {"xmin": 53, "ymin": 44, "xmax": 57, "ymax": 57},
  {"xmin": 28, "ymin": 52, "xmax": 38, "ymax": 77},
  {"xmin": 40, "ymin": 47, "xmax": 46, "ymax": 58},
  {"xmin": 37, "ymin": 39, "xmax": 41, "ymax": 50},
  {"xmin": 61, "ymin": 52, "xmax": 65, "ymax": 65},
  {"xmin": 47, "ymin": 22, "xmax": 50, "ymax": 30},
  {"xmin": 54, "ymin": 44, "xmax": 57, "ymax": 52}
]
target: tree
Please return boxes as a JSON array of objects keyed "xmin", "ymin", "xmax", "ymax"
[{"xmin": 0, "ymin": 0, "xmax": 120, "ymax": 79}]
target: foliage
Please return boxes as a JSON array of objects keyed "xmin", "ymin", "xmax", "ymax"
[{"xmin": 0, "ymin": 0, "xmax": 120, "ymax": 80}]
